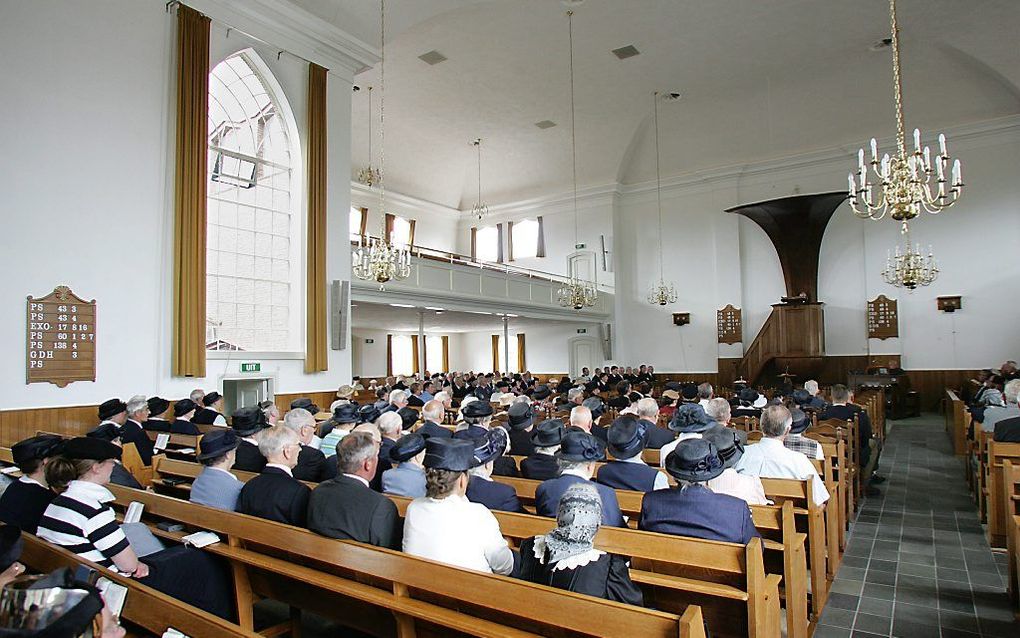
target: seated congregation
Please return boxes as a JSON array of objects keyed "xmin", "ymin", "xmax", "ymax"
[{"xmin": 0, "ymin": 370, "xmax": 886, "ymax": 636}]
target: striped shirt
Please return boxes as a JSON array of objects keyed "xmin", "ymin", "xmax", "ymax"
[
  {"xmin": 784, "ymin": 434, "xmax": 823, "ymax": 460},
  {"xmin": 37, "ymin": 480, "xmax": 130, "ymax": 569}
]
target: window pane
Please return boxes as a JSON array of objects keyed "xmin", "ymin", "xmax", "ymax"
[
  {"xmin": 350, "ymin": 207, "xmax": 363, "ymax": 241},
  {"xmin": 512, "ymin": 219, "xmax": 539, "ymax": 259},
  {"xmin": 392, "ymin": 216, "xmax": 412, "ymax": 247},
  {"xmin": 391, "ymin": 335, "xmax": 414, "ymax": 376},
  {"xmin": 206, "ymin": 53, "xmax": 295, "ymax": 352},
  {"xmin": 426, "ymin": 336, "xmax": 444, "ymax": 372},
  {"xmin": 476, "ymin": 226, "xmax": 499, "ymax": 262}
]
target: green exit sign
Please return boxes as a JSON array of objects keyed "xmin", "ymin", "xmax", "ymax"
[{"xmin": 240, "ymin": 362, "xmax": 261, "ymax": 373}]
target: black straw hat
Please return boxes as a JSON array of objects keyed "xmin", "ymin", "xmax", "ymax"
[
  {"xmin": 12, "ymin": 434, "xmax": 64, "ymax": 467},
  {"xmin": 98, "ymin": 398, "xmax": 127, "ymax": 421},
  {"xmin": 62, "ymin": 437, "xmax": 121, "ymax": 462},
  {"xmin": 506, "ymin": 402, "xmax": 534, "ymax": 431},
  {"xmin": 607, "ymin": 415, "xmax": 646, "ymax": 460},
  {"xmin": 202, "ymin": 391, "xmax": 223, "ymax": 407},
  {"xmin": 530, "ymin": 419, "xmax": 566, "ymax": 447},
  {"xmin": 232, "ymin": 405, "xmax": 268, "ymax": 436},
  {"xmin": 86, "ymin": 422, "xmax": 120, "ymax": 443},
  {"xmin": 472, "ymin": 427, "xmax": 509, "ymax": 466},
  {"xmin": 197, "ymin": 429, "xmax": 239, "ymax": 461},
  {"xmin": 333, "ymin": 403, "xmax": 360, "ymax": 424},
  {"xmin": 390, "ymin": 433, "xmax": 427, "ymax": 463},
  {"xmin": 557, "ymin": 431, "xmax": 606, "ymax": 462},
  {"xmin": 702, "ymin": 426, "xmax": 744, "ymax": 469},
  {"xmin": 423, "ymin": 437, "xmax": 474, "ymax": 472},
  {"xmin": 462, "ymin": 401, "xmax": 493, "ymax": 418},
  {"xmin": 663, "ymin": 439, "xmax": 725, "ymax": 482},
  {"xmin": 147, "ymin": 396, "xmax": 170, "ymax": 416},
  {"xmin": 174, "ymin": 398, "xmax": 199, "ymax": 418},
  {"xmin": 290, "ymin": 398, "xmax": 320, "ymax": 415}
]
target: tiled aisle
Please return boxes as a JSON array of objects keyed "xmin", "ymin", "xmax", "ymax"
[{"xmin": 816, "ymin": 415, "xmax": 1018, "ymax": 637}]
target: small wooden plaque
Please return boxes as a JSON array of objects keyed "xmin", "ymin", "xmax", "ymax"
[
  {"xmin": 867, "ymin": 295, "xmax": 898, "ymax": 339},
  {"xmin": 717, "ymin": 304, "xmax": 742, "ymax": 344},
  {"xmin": 27, "ymin": 286, "xmax": 97, "ymax": 387}
]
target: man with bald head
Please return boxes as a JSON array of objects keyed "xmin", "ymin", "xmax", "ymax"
[
  {"xmin": 417, "ymin": 400, "xmax": 452, "ymax": 439},
  {"xmin": 634, "ymin": 398, "xmax": 677, "ymax": 449}
]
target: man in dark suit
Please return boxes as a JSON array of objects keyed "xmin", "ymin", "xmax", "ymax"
[
  {"xmin": 453, "ymin": 400, "xmax": 494, "ymax": 441},
  {"xmin": 283, "ymin": 408, "xmax": 337, "ymax": 482},
  {"xmin": 535, "ymin": 431, "xmax": 625, "ymax": 527},
  {"xmin": 633, "ymin": 398, "xmax": 676, "ymax": 449},
  {"xmin": 416, "ymin": 401, "xmax": 453, "ymax": 439},
  {"xmin": 607, "ymin": 381, "xmax": 632, "ymax": 409},
  {"xmin": 575, "ymin": 397, "xmax": 610, "ymax": 442},
  {"xmin": 466, "ymin": 428, "xmax": 526, "ymax": 513},
  {"xmin": 144, "ymin": 396, "xmax": 172, "ymax": 432},
  {"xmin": 507, "ymin": 402, "xmax": 536, "ymax": 455},
  {"xmin": 372, "ymin": 411, "xmax": 403, "ymax": 491},
  {"xmin": 307, "ymin": 432, "xmax": 402, "ymax": 548},
  {"xmin": 520, "ymin": 419, "xmax": 565, "ymax": 481},
  {"xmin": 597, "ymin": 416, "xmax": 669, "ymax": 492},
  {"xmin": 122, "ymin": 395, "xmax": 156, "ymax": 465},
  {"xmin": 192, "ymin": 392, "xmax": 228, "ymax": 426},
  {"xmin": 237, "ymin": 425, "xmax": 311, "ymax": 527},
  {"xmin": 231, "ymin": 406, "xmax": 269, "ymax": 472},
  {"xmin": 639, "ymin": 439, "xmax": 760, "ymax": 545},
  {"xmin": 170, "ymin": 399, "xmax": 202, "ymax": 435},
  {"xmin": 819, "ymin": 384, "xmax": 881, "ymax": 493}
]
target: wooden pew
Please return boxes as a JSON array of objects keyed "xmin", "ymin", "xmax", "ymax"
[
  {"xmin": 1003, "ymin": 460, "xmax": 1020, "ymax": 609},
  {"xmin": 945, "ymin": 389, "xmax": 967, "ymax": 456},
  {"xmin": 107, "ymin": 485, "xmax": 709, "ymax": 638},
  {"xmin": 148, "ymin": 457, "xmax": 786, "ymax": 638},
  {"xmin": 19, "ymin": 533, "xmax": 259, "ymax": 638},
  {"xmin": 987, "ymin": 442, "xmax": 1020, "ymax": 548}
]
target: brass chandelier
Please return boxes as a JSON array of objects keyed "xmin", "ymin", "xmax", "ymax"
[
  {"xmin": 471, "ymin": 138, "xmax": 489, "ymax": 220},
  {"xmin": 556, "ymin": 8, "xmax": 598, "ymax": 311},
  {"xmin": 881, "ymin": 229, "xmax": 938, "ymax": 290},
  {"xmin": 848, "ymin": 0, "xmax": 963, "ymax": 232},
  {"xmin": 355, "ymin": 86, "xmax": 381, "ymax": 187},
  {"xmin": 353, "ymin": 0, "xmax": 411, "ymax": 289},
  {"xmin": 647, "ymin": 91, "xmax": 678, "ymax": 306}
]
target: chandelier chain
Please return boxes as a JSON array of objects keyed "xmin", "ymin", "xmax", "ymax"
[
  {"xmin": 653, "ymin": 91, "xmax": 664, "ymax": 280},
  {"xmin": 378, "ymin": 0, "xmax": 386, "ymax": 231},
  {"xmin": 567, "ymin": 10, "xmax": 579, "ymax": 245},
  {"xmin": 888, "ymin": 0, "xmax": 906, "ymax": 156}
]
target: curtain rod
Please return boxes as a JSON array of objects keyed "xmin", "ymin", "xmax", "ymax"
[{"xmin": 165, "ymin": 0, "xmax": 357, "ymax": 83}]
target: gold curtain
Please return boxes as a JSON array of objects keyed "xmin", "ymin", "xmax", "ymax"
[
  {"xmin": 385, "ymin": 213, "xmax": 395, "ymax": 241},
  {"xmin": 171, "ymin": 5, "xmax": 211, "ymax": 378},
  {"xmin": 420, "ymin": 335, "xmax": 427, "ymax": 373},
  {"xmin": 411, "ymin": 335, "xmax": 420, "ymax": 375},
  {"xmin": 358, "ymin": 207, "xmax": 368, "ymax": 239},
  {"xmin": 517, "ymin": 333, "xmax": 526, "ymax": 373},
  {"xmin": 491, "ymin": 334, "xmax": 500, "ymax": 372},
  {"xmin": 408, "ymin": 219, "xmax": 417, "ymax": 247},
  {"xmin": 386, "ymin": 334, "xmax": 393, "ymax": 377},
  {"xmin": 305, "ymin": 63, "xmax": 329, "ymax": 373},
  {"xmin": 441, "ymin": 335, "xmax": 450, "ymax": 372}
]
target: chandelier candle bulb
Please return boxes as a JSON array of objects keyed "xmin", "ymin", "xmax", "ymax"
[
  {"xmin": 939, "ymin": 133, "xmax": 947, "ymax": 156},
  {"xmin": 913, "ymin": 128, "xmax": 921, "ymax": 151},
  {"xmin": 871, "ymin": 138, "xmax": 879, "ymax": 160}
]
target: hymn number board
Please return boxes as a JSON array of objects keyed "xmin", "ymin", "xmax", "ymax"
[
  {"xmin": 26, "ymin": 286, "xmax": 97, "ymax": 387},
  {"xmin": 867, "ymin": 295, "xmax": 898, "ymax": 340},
  {"xmin": 717, "ymin": 305, "xmax": 742, "ymax": 344}
]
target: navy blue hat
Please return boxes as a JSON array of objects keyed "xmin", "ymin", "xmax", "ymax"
[
  {"xmin": 530, "ymin": 419, "xmax": 566, "ymax": 447},
  {"xmin": 147, "ymin": 396, "xmax": 170, "ymax": 416},
  {"xmin": 397, "ymin": 407, "xmax": 420, "ymax": 431},
  {"xmin": 532, "ymin": 385, "xmax": 552, "ymax": 400},
  {"xmin": 670, "ymin": 403, "xmax": 713, "ymax": 433},
  {"xmin": 680, "ymin": 385, "xmax": 699, "ymax": 402},
  {"xmin": 664, "ymin": 438, "xmax": 725, "ymax": 482},
  {"xmin": 197, "ymin": 429, "xmax": 239, "ymax": 461},
  {"xmin": 232, "ymin": 405, "xmax": 268, "ymax": 436},
  {"xmin": 789, "ymin": 408, "xmax": 810, "ymax": 434},
  {"xmin": 98, "ymin": 398, "xmax": 127, "ymax": 420},
  {"xmin": 333, "ymin": 403, "xmax": 360, "ymax": 424},
  {"xmin": 582, "ymin": 397, "xmax": 605, "ymax": 419},
  {"xmin": 607, "ymin": 415, "xmax": 647, "ymax": 460},
  {"xmin": 423, "ymin": 437, "xmax": 475, "ymax": 472},
  {"xmin": 358, "ymin": 404, "xmax": 382, "ymax": 424},
  {"xmin": 472, "ymin": 427, "xmax": 509, "ymax": 466},
  {"xmin": 0, "ymin": 525, "xmax": 22, "ymax": 573},
  {"xmin": 202, "ymin": 391, "xmax": 223, "ymax": 407},
  {"xmin": 702, "ymin": 426, "xmax": 744, "ymax": 469},
  {"xmin": 738, "ymin": 387, "xmax": 759, "ymax": 405},
  {"xmin": 462, "ymin": 401, "xmax": 493, "ymax": 418},
  {"xmin": 558, "ymin": 431, "xmax": 606, "ymax": 462},
  {"xmin": 86, "ymin": 422, "xmax": 120, "ymax": 442},
  {"xmin": 174, "ymin": 398, "xmax": 199, "ymax": 418},
  {"xmin": 507, "ymin": 402, "xmax": 534, "ymax": 431},
  {"xmin": 12, "ymin": 434, "xmax": 64, "ymax": 467},
  {"xmin": 390, "ymin": 433, "xmax": 427, "ymax": 463},
  {"xmin": 290, "ymin": 398, "xmax": 320, "ymax": 415},
  {"xmin": 63, "ymin": 436, "xmax": 121, "ymax": 462},
  {"xmin": 792, "ymin": 389, "xmax": 812, "ymax": 406}
]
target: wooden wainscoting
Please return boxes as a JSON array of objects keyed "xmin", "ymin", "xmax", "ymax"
[{"xmin": 0, "ymin": 405, "xmax": 100, "ymax": 447}]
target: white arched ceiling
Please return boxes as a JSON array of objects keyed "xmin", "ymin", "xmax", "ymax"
[{"xmin": 297, "ymin": 0, "xmax": 1020, "ymax": 209}]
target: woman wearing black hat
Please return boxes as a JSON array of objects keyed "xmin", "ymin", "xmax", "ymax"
[
  {"xmin": 36, "ymin": 437, "xmax": 232, "ymax": 618},
  {"xmin": 519, "ymin": 482, "xmax": 642, "ymax": 606},
  {"xmin": 0, "ymin": 435, "xmax": 62, "ymax": 533}
]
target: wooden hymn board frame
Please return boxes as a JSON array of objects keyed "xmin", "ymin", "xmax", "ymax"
[
  {"xmin": 717, "ymin": 304, "xmax": 742, "ymax": 344},
  {"xmin": 867, "ymin": 295, "xmax": 898, "ymax": 340},
  {"xmin": 26, "ymin": 286, "xmax": 97, "ymax": 387}
]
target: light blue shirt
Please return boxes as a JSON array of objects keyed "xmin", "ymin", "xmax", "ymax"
[
  {"xmin": 190, "ymin": 466, "xmax": 243, "ymax": 511},
  {"xmin": 419, "ymin": 391, "xmax": 434, "ymax": 403}
]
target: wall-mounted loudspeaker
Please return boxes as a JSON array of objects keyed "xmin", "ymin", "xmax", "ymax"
[
  {"xmin": 937, "ymin": 296, "xmax": 962, "ymax": 313},
  {"xmin": 672, "ymin": 313, "xmax": 691, "ymax": 326},
  {"xmin": 330, "ymin": 280, "xmax": 350, "ymax": 350},
  {"xmin": 600, "ymin": 323, "xmax": 613, "ymax": 360}
]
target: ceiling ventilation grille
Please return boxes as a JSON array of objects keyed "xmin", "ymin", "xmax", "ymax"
[
  {"xmin": 534, "ymin": 120, "xmax": 557, "ymax": 129},
  {"xmin": 611, "ymin": 45, "xmax": 640, "ymax": 60},
  {"xmin": 418, "ymin": 50, "xmax": 448, "ymax": 65}
]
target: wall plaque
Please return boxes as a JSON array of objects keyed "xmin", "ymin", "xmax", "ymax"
[
  {"xmin": 867, "ymin": 295, "xmax": 898, "ymax": 339},
  {"xmin": 27, "ymin": 286, "xmax": 96, "ymax": 387},
  {"xmin": 717, "ymin": 304, "xmax": 742, "ymax": 344}
]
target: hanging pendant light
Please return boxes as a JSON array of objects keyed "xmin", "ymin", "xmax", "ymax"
[
  {"xmin": 356, "ymin": 86, "xmax": 381, "ymax": 187},
  {"xmin": 848, "ymin": 0, "xmax": 964, "ymax": 232},
  {"xmin": 352, "ymin": 0, "xmax": 411, "ymax": 289},
  {"xmin": 647, "ymin": 91, "xmax": 678, "ymax": 306},
  {"xmin": 881, "ymin": 228, "xmax": 938, "ymax": 290},
  {"xmin": 471, "ymin": 138, "xmax": 489, "ymax": 220},
  {"xmin": 556, "ymin": 8, "xmax": 598, "ymax": 311}
]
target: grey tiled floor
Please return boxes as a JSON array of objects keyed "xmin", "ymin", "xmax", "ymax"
[{"xmin": 816, "ymin": 415, "xmax": 1019, "ymax": 638}]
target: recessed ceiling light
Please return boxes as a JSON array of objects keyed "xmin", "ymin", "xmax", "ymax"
[
  {"xmin": 611, "ymin": 45, "xmax": 640, "ymax": 60},
  {"xmin": 466, "ymin": 311, "xmax": 491, "ymax": 315},
  {"xmin": 535, "ymin": 120, "xmax": 557, "ymax": 129},
  {"xmin": 418, "ymin": 50, "xmax": 448, "ymax": 65},
  {"xmin": 389, "ymin": 303, "xmax": 415, "ymax": 308},
  {"xmin": 869, "ymin": 38, "xmax": 892, "ymax": 52},
  {"xmin": 425, "ymin": 306, "xmax": 445, "ymax": 311}
]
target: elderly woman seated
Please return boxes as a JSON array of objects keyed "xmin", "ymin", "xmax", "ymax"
[{"xmin": 518, "ymin": 482, "xmax": 643, "ymax": 606}]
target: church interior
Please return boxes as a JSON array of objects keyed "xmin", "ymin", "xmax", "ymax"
[{"xmin": 1, "ymin": 0, "xmax": 1019, "ymax": 637}]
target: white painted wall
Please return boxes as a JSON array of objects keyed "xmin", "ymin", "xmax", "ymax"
[
  {"xmin": 0, "ymin": 0, "xmax": 360, "ymax": 409},
  {"xmin": 350, "ymin": 185, "xmax": 460, "ymax": 255}
]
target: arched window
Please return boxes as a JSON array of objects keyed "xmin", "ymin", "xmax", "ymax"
[{"xmin": 206, "ymin": 52, "xmax": 301, "ymax": 353}]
